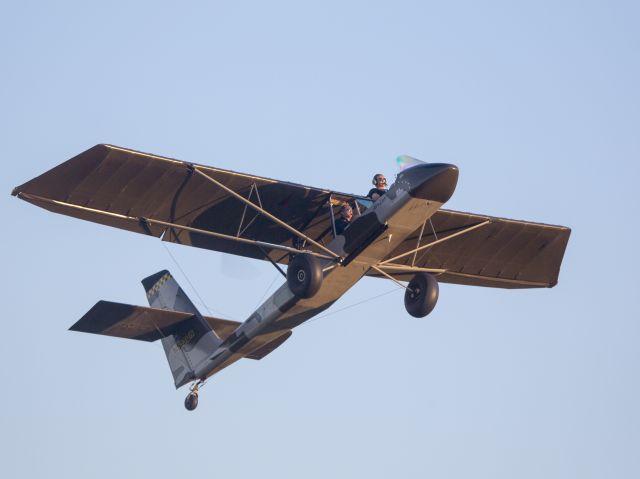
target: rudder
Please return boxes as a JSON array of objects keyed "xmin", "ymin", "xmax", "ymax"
[{"xmin": 142, "ymin": 270, "xmax": 222, "ymax": 388}]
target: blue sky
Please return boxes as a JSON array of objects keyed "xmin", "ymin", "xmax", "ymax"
[{"xmin": 2, "ymin": 1, "xmax": 639, "ymax": 478}]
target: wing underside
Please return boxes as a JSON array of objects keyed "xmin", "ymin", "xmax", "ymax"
[
  {"xmin": 14, "ymin": 144, "xmax": 570, "ymax": 288},
  {"xmin": 369, "ymin": 209, "xmax": 570, "ymax": 288},
  {"xmin": 12, "ymin": 144, "xmax": 354, "ymax": 264}
]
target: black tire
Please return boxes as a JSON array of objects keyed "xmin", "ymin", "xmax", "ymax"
[
  {"xmin": 184, "ymin": 392, "xmax": 198, "ymax": 411},
  {"xmin": 404, "ymin": 273, "xmax": 439, "ymax": 318},
  {"xmin": 287, "ymin": 254, "xmax": 323, "ymax": 298}
]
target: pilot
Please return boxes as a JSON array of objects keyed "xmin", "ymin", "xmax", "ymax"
[
  {"xmin": 335, "ymin": 204, "xmax": 353, "ymax": 235},
  {"xmin": 367, "ymin": 173, "xmax": 388, "ymax": 201}
]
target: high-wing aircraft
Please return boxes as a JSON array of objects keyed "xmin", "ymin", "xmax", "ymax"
[{"xmin": 12, "ymin": 144, "xmax": 570, "ymax": 410}]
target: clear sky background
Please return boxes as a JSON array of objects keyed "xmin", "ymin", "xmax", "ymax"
[{"xmin": 2, "ymin": 1, "xmax": 639, "ymax": 478}]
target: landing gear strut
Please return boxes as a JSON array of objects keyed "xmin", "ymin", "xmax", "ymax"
[{"xmin": 184, "ymin": 381, "xmax": 201, "ymax": 411}]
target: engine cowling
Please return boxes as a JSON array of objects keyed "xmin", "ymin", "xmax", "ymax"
[{"xmin": 404, "ymin": 273, "xmax": 439, "ymax": 318}]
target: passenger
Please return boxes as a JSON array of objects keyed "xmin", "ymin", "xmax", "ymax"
[
  {"xmin": 367, "ymin": 173, "xmax": 388, "ymax": 201},
  {"xmin": 335, "ymin": 204, "xmax": 353, "ymax": 235}
]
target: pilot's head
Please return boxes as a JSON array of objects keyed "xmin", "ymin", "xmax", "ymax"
[
  {"xmin": 373, "ymin": 173, "xmax": 387, "ymax": 189},
  {"xmin": 340, "ymin": 204, "xmax": 353, "ymax": 221}
]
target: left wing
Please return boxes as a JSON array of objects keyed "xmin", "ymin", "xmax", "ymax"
[
  {"xmin": 368, "ymin": 209, "xmax": 571, "ymax": 288},
  {"xmin": 12, "ymin": 144, "xmax": 360, "ymax": 264}
]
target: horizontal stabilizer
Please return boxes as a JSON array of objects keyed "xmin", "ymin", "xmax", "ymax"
[
  {"xmin": 70, "ymin": 301, "xmax": 240, "ymax": 342},
  {"xmin": 70, "ymin": 301, "xmax": 292, "ymax": 361}
]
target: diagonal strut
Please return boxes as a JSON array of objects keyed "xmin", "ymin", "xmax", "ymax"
[
  {"xmin": 378, "ymin": 220, "xmax": 491, "ymax": 265},
  {"xmin": 192, "ymin": 167, "xmax": 341, "ymax": 260}
]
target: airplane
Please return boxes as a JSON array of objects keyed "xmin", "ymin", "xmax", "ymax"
[{"xmin": 12, "ymin": 144, "xmax": 571, "ymax": 410}]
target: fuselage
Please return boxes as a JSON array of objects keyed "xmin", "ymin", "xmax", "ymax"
[{"xmin": 196, "ymin": 163, "xmax": 459, "ymax": 380}]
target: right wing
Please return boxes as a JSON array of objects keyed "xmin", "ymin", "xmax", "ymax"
[{"xmin": 12, "ymin": 144, "xmax": 360, "ymax": 264}]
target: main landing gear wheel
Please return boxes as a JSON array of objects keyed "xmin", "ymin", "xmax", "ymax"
[
  {"xmin": 287, "ymin": 254, "xmax": 323, "ymax": 298},
  {"xmin": 184, "ymin": 383, "xmax": 200, "ymax": 411},
  {"xmin": 404, "ymin": 273, "xmax": 439, "ymax": 318}
]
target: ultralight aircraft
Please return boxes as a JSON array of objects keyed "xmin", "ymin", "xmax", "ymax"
[{"xmin": 12, "ymin": 145, "xmax": 570, "ymax": 410}]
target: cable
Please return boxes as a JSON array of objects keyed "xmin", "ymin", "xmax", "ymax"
[
  {"xmin": 161, "ymin": 242, "xmax": 235, "ymax": 320},
  {"xmin": 254, "ymin": 272, "xmax": 282, "ymax": 310},
  {"xmin": 304, "ymin": 286, "xmax": 403, "ymax": 325}
]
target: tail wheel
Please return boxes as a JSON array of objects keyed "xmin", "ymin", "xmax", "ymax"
[
  {"xmin": 287, "ymin": 254, "xmax": 323, "ymax": 298},
  {"xmin": 404, "ymin": 273, "xmax": 439, "ymax": 318},
  {"xmin": 184, "ymin": 391, "xmax": 198, "ymax": 411}
]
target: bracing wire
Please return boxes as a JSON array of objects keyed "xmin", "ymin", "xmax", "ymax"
[
  {"xmin": 254, "ymin": 272, "xmax": 282, "ymax": 310},
  {"xmin": 304, "ymin": 286, "xmax": 403, "ymax": 325},
  {"xmin": 161, "ymin": 240, "xmax": 403, "ymax": 329},
  {"xmin": 161, "ymin": 241, "xmax": 235, "ymax": 320}
]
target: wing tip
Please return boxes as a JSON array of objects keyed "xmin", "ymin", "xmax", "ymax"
[{"xmin": 68, "ymin": 300, "xmax": 108, "ymax": 334}]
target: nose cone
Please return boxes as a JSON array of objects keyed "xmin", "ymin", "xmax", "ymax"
[{"xmin": 401, "ymin": 163, "xmax": 459, "ymax": 203}]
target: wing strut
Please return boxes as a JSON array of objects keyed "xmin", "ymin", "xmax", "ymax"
[
  {"xmin": 369, "ymin": 265, "xmax": 411, "ymax": 290},
  {"xmin": 378, "ymin": 220, "xmax": 492, "ymax": 266},
  {"xmin": 412, "ymin": 220, "xmax": 427, "ymax": 267},
  {"xmin": 375, "ymin": 264, "xmax": 446, "ymax": 274},
  {"xmin": 16, "ymin": 192, "xmax": 335, "ymax": 261},
  {"xmin": 236, "ymin": 183, "xmax": 262, "ymax": 237},
  {"xmin": 192, "ymin": 167, "xmax": 341, "ymax": 260},
  {"xmin": 328, "ymin": 194, "xmax": 337, "ymax": 239}
]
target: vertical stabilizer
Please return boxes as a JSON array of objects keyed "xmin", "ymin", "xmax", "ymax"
[{"xmin": 142, "ymin": 270, "xmax": 222, "ymax": 388}]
